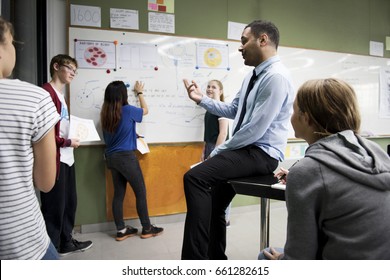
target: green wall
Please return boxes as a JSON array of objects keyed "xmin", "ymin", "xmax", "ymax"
[
  {"xmin": 74, "ymin": 146, "xmax": 106, "ymax": 223},
  {"xmin": 69, "ymin": 0, "xmax": 390, "ymax": 57},
  {"xmin": 69, "ymin": 0, "xmax": 390, "ymax": 225}
]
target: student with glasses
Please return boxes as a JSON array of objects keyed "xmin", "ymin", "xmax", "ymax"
[
  {"xmin": 40, "ymin": 54, "xmax": 93, "ymax": 257},
  {"xmin": 61, "ymin": 63, "xmax": 78, "ymax": 75}
]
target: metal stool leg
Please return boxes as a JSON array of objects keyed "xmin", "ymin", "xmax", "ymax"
[{"xmin": 260, "ymin": 197, "xmax": 270, "ymax": 250}]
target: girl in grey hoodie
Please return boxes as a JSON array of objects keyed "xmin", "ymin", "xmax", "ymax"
[{"xmin": 263, "ymin": 78, "xmax": 390, "ymax": 260}]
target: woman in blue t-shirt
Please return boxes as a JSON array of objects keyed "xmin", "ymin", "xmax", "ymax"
[{"xmin": 100, "ymin": 80, "xmax": 163, "ymax": 241}]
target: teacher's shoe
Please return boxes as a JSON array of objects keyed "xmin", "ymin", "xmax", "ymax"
[
  {"xmin": 58, "ymin": 238, "xmax": 93, "ymax": 257},
  {"xmin": 116, "ymin": 226, "xmax": 138, "ymax": 241},
  {"xmin": 141, "ymin": 225, "xmax": 164, "ymax": 239}
]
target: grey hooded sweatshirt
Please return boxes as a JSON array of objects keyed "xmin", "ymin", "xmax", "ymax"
[{"xmin": 283, "ymin": 130, "xmax": 390, "ymax": 259}]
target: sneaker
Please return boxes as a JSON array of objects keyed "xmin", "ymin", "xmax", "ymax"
[
  {"xmin": 58, "ymin": 238, "xmax": 93, "ymax": 256},
  {"xmin": 141, "ymin": 225, "xmax": 164, "ymax": 239},
  {"xmin": 116, "ymin": 226, "xmax": 138, "ymax": 241}
]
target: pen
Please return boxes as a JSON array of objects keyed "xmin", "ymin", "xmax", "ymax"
[
  {"xmin": 278, "ymin": 173, "xmax": 286, "ymax": 182},
  {"xmin": 277, "ymin": 160, "xmax": 300, "ymax": 183}
]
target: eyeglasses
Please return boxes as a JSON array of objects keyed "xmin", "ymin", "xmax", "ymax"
[{"xmin": 61, "ymin": 64, "xmax": 78, "ymax": 75}]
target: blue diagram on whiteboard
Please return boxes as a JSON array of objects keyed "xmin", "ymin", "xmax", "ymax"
[
  {"xmin": 160, "ymin": 41, "xmax": 195, "ymax": 68},
  {"xmin": 75, "ymin": 80, "xmax": 103, "ymax": 112}
]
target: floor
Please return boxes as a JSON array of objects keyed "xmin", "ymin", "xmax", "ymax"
[{"xmin": 61, "ymin": 201, "xmax": 288, "ymax": 260}]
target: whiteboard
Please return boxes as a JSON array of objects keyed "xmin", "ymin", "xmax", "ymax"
[
  {"xmin": 278, "ymin": 47, "xmax": 390, "ymax": 138},
  {"xmin": 68, "ymin": 27, "xmax": 390, "ymax": 144}
]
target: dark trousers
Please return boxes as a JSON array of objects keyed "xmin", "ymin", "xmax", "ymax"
[
  {"xmin": 106, "ymin": 151, "xmax": 151, "ymax": 230},
  {"xmin": 181, "ymin": 145, "xmax": 278, "ymax": 260},
  {"xmin": 40, "ymin": 163, "xmax": 77, "ymax": 249}
]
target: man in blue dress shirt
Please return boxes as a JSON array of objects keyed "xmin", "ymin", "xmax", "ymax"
[{"xmin": 182, "ymin": 20, "xmax": 295, "ymax": 260}]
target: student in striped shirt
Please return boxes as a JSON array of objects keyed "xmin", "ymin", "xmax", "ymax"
[{"xmin": 0, "ymin": 16, "xmax": 59, "ymax": 259}]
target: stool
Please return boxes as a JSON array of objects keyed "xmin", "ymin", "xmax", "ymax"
[{"xmin": 228, "ymin": 174, "xmax": 285, "ymax": 250}]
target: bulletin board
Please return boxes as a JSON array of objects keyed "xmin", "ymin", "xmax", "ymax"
[{"xmin": 69, "ymin": 27, "xmax": 390, "ymax": 144}]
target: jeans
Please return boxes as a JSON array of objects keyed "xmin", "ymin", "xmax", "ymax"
[
  {"xmin": 106, "ymin": 151, "xmax": 151, "ymax": 230},
  {"xmin": 181, "ymin": 145, "xmax": 278, "ymax": 260},
  {"xmin": 41, "ymin": 241, "xmax": 59, "ymax": 260}
]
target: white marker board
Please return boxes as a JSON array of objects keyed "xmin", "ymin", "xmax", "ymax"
[{"xmin": 69, "ymin": 27, "xmax": 390, "ymax": 144}]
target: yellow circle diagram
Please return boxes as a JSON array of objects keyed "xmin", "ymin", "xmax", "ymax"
[{"xmin": 204, "ymin": 48, "xmax": 222, "ymax": 67}]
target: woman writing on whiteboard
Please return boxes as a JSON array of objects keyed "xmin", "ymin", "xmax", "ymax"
[
  {"xmin": 260, "ymin": 78, "xmax": 390, "ymax": 260},
  {"xmin": 202, "ymin": 80, "xmax": 232, "ymax": 227},
  {"xmin": 100, "ymin": 81, "xmax": 163, "ymax": 241}
]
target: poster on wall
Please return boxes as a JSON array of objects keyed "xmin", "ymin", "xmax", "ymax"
[
  {"xmin": 70, "ymin": 4, "xmax": 101, "ymax": 27},
  {"xmin": 196, "ymin": 41, "xmax": 230, "ymax": 70},
  {"xmin": 118, "ymin": 43, "xmax": 158, "ymax": 70},
  {"xmin": 74, "ymin": 39, "xmax": 117, "ymax": 69},
  {"xmin": 148, "ymin": 0, "xmax": 175, "ymax": 13},
  {"xmin": 227, "ymin": 21, "xmax": 246, "ymax": 41},
  {"xmin": 110, "ymin": 8, "xmax": 139, "ymax": 30},
  {"xmin": 148, "ymin": 12, "xmax": 174, "ymax": 33}
]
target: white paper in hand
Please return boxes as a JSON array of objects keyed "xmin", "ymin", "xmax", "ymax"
[
  {"xmin": 69, "ymin": 115, "xmax": 101, "ymax": 142},
  {"xmin": 137, "ymin": 138, "xmax": 150, "ymax": 154},
  {"xmin": 271, "ymin": 183, "xmax": 286, "ymax": 190}
]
